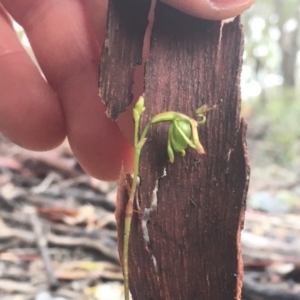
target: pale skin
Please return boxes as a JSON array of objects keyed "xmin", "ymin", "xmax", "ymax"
[{"xmin": 0, "ymin": 0, "xmax": 254, "ymax": 182}]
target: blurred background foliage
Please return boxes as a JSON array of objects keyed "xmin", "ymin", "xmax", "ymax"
[
  {"xmin": 241, "ymin": 0, "xmax": 300, "ymax": 170},
  {"xmin": 241, "ymin": 0, "xmax": 300, "ymax": 212}
]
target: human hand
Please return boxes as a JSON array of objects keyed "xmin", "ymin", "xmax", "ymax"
[{"xmin": 0, "ymin": 0, "xmax": 254, "ymax": 181}]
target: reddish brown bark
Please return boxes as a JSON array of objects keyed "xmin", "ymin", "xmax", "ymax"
[
  {"xmin": 98, "ymin": 0, "xmax": 151, "ymax": 119},
  {"xmin": 102, "ymin": 1, "xmax": 250, "ymax": 299}
]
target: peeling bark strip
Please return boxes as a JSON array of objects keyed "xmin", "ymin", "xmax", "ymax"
[
  {"xmin": 128, "ymin": 3, "xmax": 249, "ymax": 300},
  {"xmin": 115, "ymin": 169, "xmax": 131, "ymax": 265},
  {"xmin": 98, "ymin": 0, "xmax": 151, "ymax": 119}
]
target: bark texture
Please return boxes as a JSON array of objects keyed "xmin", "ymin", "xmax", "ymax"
[
  {"xmin": 102, "ymin": 1, "xmax": 250, "ymax": 299},
  {"xmin": 98, "ymin": 0, "xmax": 151, "ymax": 119}
]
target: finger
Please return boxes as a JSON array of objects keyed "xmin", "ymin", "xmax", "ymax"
[
  {"xmin": 162, "ymin": 0, "xmax": 254, "ymax": 20},
  {"xmin": 85, "ymin": 0, "xmax": 108, "ymax": 46},
  {"xmin": 1, "ymin": 0, "xmax": 133, "ymax": 181},
  {"xmin": 0, "ymin": 2, "xmax": 11, "ymax": 24},
  {"xmin": 0, "ymin": 5, "xmax": 65, "ymax": 150}
]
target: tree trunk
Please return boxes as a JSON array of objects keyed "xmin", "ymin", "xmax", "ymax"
[
  {"xmin": 100, "ymin": 1, "xmax": 250, "ymax": 299},
  {"xmin": 275, "ymin": 0, "xmax": 299, "ymax": 87}
]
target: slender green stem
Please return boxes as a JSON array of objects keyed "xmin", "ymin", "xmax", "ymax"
[
  {"xmin": 123, "ymin": 113, "xmax": 144, "ymax": 300},
  {"xmin": 123, "ymin": 116, "xmax": 173, "ymax": 299},
  {"xmin": 122, "ymin": 98, "xmax": 214, "ymax": 299},
  {"xmin": 140, "ymin": 120, "xmax": 152, "ymax": 141},
  {"xmin": 137, "ymin": 118, "xmax": 165, "ymax": 152}
]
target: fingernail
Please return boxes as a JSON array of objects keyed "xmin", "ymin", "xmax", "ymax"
[
  {"xmin": 208, "ymin": 0, "xmax": 253, "ymax": 9},
  {"xmin": 207, "ymin": 0, "xmax": 254, "ymax": 19}
]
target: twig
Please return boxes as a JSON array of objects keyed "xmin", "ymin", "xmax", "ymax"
[
  {"xmin": 0, "ymin": 216, "xmax": 119, "ymax": 262},
  {"xmin": 243, "ymin": 272, "xmax": 300, "ymax": 300},
  {"xmin": 27, "ymin": 207, "xmax": 59, "ymax": 290},
  {"xmin": 0, "ymin": 279, "xmax": 36, "ymax": 294}
]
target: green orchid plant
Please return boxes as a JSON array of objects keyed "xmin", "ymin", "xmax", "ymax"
[{"xmin": 122, "ymin": 95, "xmax": 218, "ymax": 300}]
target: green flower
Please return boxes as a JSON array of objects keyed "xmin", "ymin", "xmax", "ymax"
[
  {"xmin": 133, "ymin": 96, "xmax": 216, "ymax": 163},
  {"xmin": 144, "ymin": 111, "xmax": 205, "ymax": 163}
]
